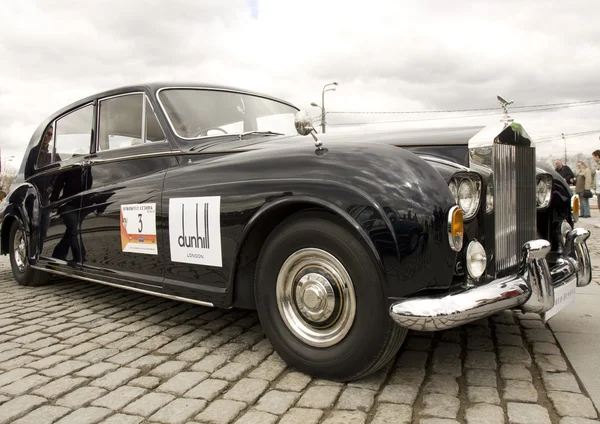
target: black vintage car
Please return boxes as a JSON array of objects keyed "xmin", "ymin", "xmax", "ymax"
[{"xmin": 0, "ymin": 83, "xmax": 591, "ymax": 381}]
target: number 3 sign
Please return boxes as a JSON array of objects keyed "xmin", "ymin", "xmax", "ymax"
[{"xmin": 120, "ymin": 203, "xmax": 158, "ymax": 255}]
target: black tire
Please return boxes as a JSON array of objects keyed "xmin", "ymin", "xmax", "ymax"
[
  {"xmin": 8, "ymin": 220, "xmax": 51, "ymax": 287},
  {"xmin": 254, "ymin": 211, "xmax": 407, "ymax": 382}
]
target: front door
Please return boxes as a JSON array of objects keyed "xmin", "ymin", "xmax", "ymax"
[{"xmin": 78, "ymin": 93, "xmax": 175, "ymax": 291}]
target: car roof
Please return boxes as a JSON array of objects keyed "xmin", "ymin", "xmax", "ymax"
[{"xmin": 52, "ymin": 82, "xmax": 298, "ymax": 118}]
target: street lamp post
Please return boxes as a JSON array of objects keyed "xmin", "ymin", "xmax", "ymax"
[
  {"xmin": 562, "ymin": 133, "xmax": 567, "ymax": 164},
  {"xmin": 311, "ymin": 82, "xmax": 338, "ymax": 134}
]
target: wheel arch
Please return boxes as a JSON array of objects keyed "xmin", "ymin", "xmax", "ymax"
[
  {"xmin": 0, "ymin": 183, "xmax": 40, "ymax": 260},
  {"xmin": 0, "ymin": 213, "xmax": 19, "ymax": 255},
  {"xmin": 230, "ymin": 195, "xmax": 388, "ymax": 310}
]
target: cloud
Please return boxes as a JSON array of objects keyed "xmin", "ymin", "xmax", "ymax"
[{"xmin": 0, "ymin": 0, "xmax": 598, "ymax": 167}]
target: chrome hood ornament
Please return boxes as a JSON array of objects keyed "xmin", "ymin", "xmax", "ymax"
[{"xmin": 497, "ymin": 95, "xmax": 514, "ymax": 128}]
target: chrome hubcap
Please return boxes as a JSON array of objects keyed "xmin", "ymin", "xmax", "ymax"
[
  {"xmin": 276, "ymin": 248, "xmax": 356, "ymax": 347},
  {"xmin": 295, "ymin": 273, "xmax": 335, "ymax": 322},
  {"xmin": 13, "ymin": 228, "xmax": 26, "ymax": 273}
]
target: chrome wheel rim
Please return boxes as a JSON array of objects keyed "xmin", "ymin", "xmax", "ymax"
[
  {"xmin": 276, "ymin": 248, "xmax": 356, "ymax": 347},
  {"xmin": 13, "ymin": 228, "xmax": 27, "ymax": 273}
]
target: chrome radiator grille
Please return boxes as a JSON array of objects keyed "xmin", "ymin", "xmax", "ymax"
[{"xmin": 493, "ymin": 143, "xmax": 537, "ymax": 277}]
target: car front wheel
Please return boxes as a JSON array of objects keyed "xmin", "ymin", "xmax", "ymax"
[
  {"xmin": 9, "ymin": 220, "xmax": 50, "ymax": 286},
  {"xmin": 255, "ymin": 211, "xmax": 407, "ymax": 382}
]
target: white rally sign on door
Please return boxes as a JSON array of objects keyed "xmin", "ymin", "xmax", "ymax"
[
  {"xmin": 168, "ymin": 196, "xmax": 222, "ymax": 267},
  {"xmin": 120, "ymin": 203, "xmax": 158, "ymax": 255}
]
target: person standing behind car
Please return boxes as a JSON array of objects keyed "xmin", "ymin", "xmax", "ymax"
[
  {"xmin": 575, "ymin": 160, "xmax": 592, "ymax": 217},
  {"xmin": 592, "ymin": 150, "xmax": 600, "ymax": 210},
  {"xmin": 555, "ymin": 160, "xmax": 576, "ymax": 185}
]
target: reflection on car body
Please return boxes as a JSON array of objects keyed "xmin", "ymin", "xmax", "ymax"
[{"xmin": 0, "ymin": 83, "xmax": 591, "ymax": 381}]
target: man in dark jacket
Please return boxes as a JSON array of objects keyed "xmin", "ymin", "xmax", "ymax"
[{"xmin": 555, "ymin": 160, "xmax": 575, "ymax": 185}]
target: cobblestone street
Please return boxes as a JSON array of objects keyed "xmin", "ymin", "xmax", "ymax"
[{"xmin": 0, "ymin": 219, "xmax": 598, "ymax": 424}]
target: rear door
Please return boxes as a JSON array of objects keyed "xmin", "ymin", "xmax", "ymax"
[
  {"xmin": 78, "ymin": 92, "xmax": 176, "ymax": 291},
  {"xmin": 31, "ymin": 103, "xmax": 94, "ymax": 268}
]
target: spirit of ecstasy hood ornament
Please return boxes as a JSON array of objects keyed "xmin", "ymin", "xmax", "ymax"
[{"xmin": 497, "ymin": 95, "xmax": 514, "ymax": 128}]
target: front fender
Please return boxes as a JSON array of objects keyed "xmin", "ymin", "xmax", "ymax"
[
  {"xmin": 234, "ymin": 144, "xmax": 459, "ymax": 299},
  {"xmin": 165, "ymin": 141, "xmax": 459, "ymax": 304},
  {"xmin": 234, "ymin": 184, "xmax": 394, "ymax": 288}
]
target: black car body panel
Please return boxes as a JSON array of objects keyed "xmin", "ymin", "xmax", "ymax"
[{"xmin": 0, "ymin": 83, "xmax": 576, "ymax": 312}]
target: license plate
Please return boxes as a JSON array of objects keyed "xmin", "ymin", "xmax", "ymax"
[{"xmin": 544, "ymin": 278, "xmax": 577, "ymax": 321}]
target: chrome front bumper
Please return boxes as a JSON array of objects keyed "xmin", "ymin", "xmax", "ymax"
[{"xmin": 389, "ymin": 228, "xmax": 591, "ymax": 331}]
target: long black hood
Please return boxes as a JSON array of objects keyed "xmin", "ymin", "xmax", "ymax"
[{"xmin": 195, "ymin": 125, "xmax": 484, "ymax": 168}]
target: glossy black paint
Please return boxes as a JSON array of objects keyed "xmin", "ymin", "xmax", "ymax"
[
  {"xmin": 0, "ymin": 82, "xmax": 574, "ymax": 311},
  {"xmin": 160, "ymin": 138, "xmax": 459, "ymax": 306},
  {"xmin": 0, "ymin": 83, "xmax": 462, "ymax": 309}
]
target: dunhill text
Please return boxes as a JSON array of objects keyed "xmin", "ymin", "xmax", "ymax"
[{"xmin": 177, "ymin": 203, "xmax": 210, "ymax": 249}]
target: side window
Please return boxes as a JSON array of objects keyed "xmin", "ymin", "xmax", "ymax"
[
  {"xmin": 51, "ymin": 104, "xmax": 93, "ymax": 163},
  {"xmin": 98, "ymin": 94, "xmax": 166, "ymax": 150},
  {"xmin": 98, "ymin": 94, "xmax": 143, "ymax": 151}
]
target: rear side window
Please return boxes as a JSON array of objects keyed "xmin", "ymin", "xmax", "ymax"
[{"xmin": 36, "ymin": 104, "xmax": 93, "ymax": 167}]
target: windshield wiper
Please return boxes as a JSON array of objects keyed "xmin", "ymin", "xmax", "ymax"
[
  {"xmin": 188, "ymin": 131, "xmax": 285, "ymax": 152},
  {"xmin": 238, "ymin": 131, "xmax": 284, "ymax": 140}
]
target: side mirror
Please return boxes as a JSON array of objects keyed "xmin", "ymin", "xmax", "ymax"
[
  {"xmin": 294, "ymin": 110, "xmax": 323, "ymax": 150},
  {"xmin": 294, "ymin": 110, "xmax": 315, "ymax": 136}
]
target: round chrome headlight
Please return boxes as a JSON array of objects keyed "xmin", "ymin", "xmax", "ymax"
[
  {"xmin": 486, "ymin": 179, "xmax": 493, "ymax": 214},
  {"xmin": 536, "ymin": 176, "xmax": 552, "ymax": 208},
  {"xmin": 466, "ymin": 240, "xmax": 487, "ymax": 279},
  {"xmin": 458, "ymin": 179, "xmax": 478, "ymax": 219},
  {"xmin": 449, "ymin": 180, "xmax": 458, "ymax": 203}
]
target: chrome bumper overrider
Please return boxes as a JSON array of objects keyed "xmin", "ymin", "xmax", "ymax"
[{"xmin": 389, "ymin": 228, "xmax": 591, "ymax": 331}]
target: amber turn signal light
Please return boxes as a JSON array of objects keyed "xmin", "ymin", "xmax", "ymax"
[
  {"xmin": 572, "ymin": 195, "xmax": 580, "ymax": 217},
  {"xmin": 448, "ymin": 206, "xmax": 464, "ymax": 252},
  {"xmin": 451, "ymin": 208, "xmax": 464, "ymax": 237}
]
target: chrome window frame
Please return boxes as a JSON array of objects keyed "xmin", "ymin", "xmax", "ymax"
[{"xmin": 155, "ymin": 86, "xmax": 299, "ymax": 141}]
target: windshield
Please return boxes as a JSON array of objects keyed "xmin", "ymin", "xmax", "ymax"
[{"xmin": 158, "ymin": 88, "xmax": 299, "ymax": 140}]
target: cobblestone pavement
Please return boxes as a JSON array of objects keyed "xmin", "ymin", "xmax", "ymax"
[{"xmin": 0, "ymin": 227, "xmax": 599, "ymax": 424}]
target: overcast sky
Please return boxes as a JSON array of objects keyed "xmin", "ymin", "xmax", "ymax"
[{"xmin": 1, "ymin": 0, "xmax": 599, "ymax": 170}]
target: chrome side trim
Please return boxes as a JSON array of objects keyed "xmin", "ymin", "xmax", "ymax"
[
  {"xmin": 81, "ymin": 150, "xmax": 183, "ymax": 166},
  {"xmin": 420, "ymin": 155, "xmax": 470, "ymax": 171},
  {"xmin": 141, "ymin": 94, "xmax": 147, "ymax": 143},
  {"xmin": 30, "ymin": 265, "xmax": 214, "ymax": 307}
]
